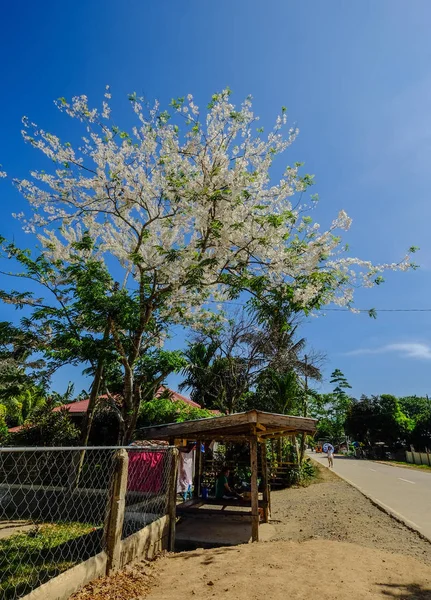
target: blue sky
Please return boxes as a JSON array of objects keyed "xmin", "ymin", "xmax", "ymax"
[{"xmin": 1, "ymin": 0, "xmax": 431, "ymax": 398}]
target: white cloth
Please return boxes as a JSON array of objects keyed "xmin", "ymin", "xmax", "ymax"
[{"xmin": 177, "ymin": 448, "xmax": 194, "ymax": 493}]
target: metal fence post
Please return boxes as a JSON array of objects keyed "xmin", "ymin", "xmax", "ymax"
[
  {"xmin": 105, "ymin": 449, "xmax": 129, "ymax": 574},
  {"xmin": 168, "ymin": 447, "xmax": 179, "ymax": 552}
]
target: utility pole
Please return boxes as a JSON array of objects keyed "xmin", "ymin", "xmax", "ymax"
[{"xmin": 299, "ymin": 355, "xmax": 308, "ymax": 465}]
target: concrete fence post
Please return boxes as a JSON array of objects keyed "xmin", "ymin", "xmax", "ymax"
[
  {"xmin": 105, "ymin": 449, "xmax": 129, "ymax": 575},
  {"xmin": 168, "ymin": 447, "xmax": 179, "ymax": 552}
]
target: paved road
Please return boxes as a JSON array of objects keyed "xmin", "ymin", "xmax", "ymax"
[{"xmin": 311, "ymin": 453, "xmax": 431, "ymax": 540}]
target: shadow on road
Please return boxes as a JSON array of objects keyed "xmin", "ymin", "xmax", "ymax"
[{"xmin": 377, "ymin": 582, "xmax": 431, "ymax": 598}]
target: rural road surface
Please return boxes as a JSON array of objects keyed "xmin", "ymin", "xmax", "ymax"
[{"xmin": 311, "ymin": 453, "xmax": 431, "ymax": 540}]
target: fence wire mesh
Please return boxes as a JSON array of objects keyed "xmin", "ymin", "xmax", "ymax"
[{"xmin": 0, "ymin": 446, "xmax": 174, "ymax": 600}]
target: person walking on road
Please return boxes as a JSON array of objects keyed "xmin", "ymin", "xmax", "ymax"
[{"xmin": 326, "ymin": 443, "xmax": 334, "ymax": 468}]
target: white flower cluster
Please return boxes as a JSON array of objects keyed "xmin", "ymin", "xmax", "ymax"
[{"xmin": 13, "ymin": 89, "xmax": 412, "ymax": 317}]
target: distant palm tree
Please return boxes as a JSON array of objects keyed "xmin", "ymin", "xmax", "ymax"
[
  {"xmin": 254, "ymin": 369, "xmax": 300, "ymax": 414},
  {"xmin": 179, "ymin": 342, "xmax": 219, "ymax": 409},
  {"xmin": 259, "ymin": 325, "xmax": 322, "ymax": 382}
]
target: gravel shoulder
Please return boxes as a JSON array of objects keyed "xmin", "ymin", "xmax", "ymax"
[
  {"xmin": 71, "ymin": 464, "xmax": 431, "ymax": 600},
  {"xmin": 269, "ymin": 463, "xmax": 431, "ymax": 564}
]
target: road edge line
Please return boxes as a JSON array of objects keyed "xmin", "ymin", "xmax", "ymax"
[{"xmin": 310, "ymin": 457, "xmax": 431, "ymax": 545}]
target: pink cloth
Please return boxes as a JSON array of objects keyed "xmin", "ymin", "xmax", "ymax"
[{"xmin": 127, "ymin": 451, "xmax": 165, "ymax": 493}]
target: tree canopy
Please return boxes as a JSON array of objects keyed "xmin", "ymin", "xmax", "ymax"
[{"xmin": 0, "ymin": 88, "xmax": 419, "ymax": 447}]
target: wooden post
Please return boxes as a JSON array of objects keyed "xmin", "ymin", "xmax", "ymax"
[
  {"xmin": 168, "ymin": 448, "xmax": 179, "ymax": 552},
  {"xmin": 193, "ymin": 440, "xmax": 202, "ymax": 498},
  {"xmin": 250, "ymin": 437, "xmax": 259, "ymax": 542},
  {"xmin": 260, "ymin": 441, "xmax": 270, "ymax": 523},
  {"xmin": 105, "ymin": 449, "xmax": 129, "ymax": 575}
]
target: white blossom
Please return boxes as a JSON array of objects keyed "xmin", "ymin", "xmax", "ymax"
[{"xmin": 9, "ymin": 88, "xmax": 414, "ymax": 317}]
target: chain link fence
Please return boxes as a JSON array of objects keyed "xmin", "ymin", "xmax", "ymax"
[
  {"xmin": 0, "ymin": 446, "xmax": 175, "ymax": 600},
  {"xmin": 123, "ymin": 448, "xmax": 174, "ymax": 539}
]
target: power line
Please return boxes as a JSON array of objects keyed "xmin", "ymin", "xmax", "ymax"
[
  {"xmin": 323, "ymin": 308, "xmax": 431, "ymax": 313},
  {"xmin": 205, "ymin": 300, "xmax": 431, "ymax": 313}
]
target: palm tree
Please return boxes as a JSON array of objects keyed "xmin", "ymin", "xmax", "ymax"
[
  {"xmin": 179, "ymin": 342, "xmax": 219, "ymax": 409},
  {"xmin": 254, "ymin": 369, "xmax": 300, "ymax": 414}
]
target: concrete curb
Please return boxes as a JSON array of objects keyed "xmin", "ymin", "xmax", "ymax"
[{"xmin": 310, "ymin": 457, "xmax": 431, "ymax": 546}]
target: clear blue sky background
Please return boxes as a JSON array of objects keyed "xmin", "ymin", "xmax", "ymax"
[{"xmin": 1, "ymin": 0, "xmax": 431, "ymax": 398}]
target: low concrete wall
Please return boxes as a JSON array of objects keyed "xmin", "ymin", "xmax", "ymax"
[
  {"xmin": 405, "ymin": 450, "xmax": 431, "ymax": 466},
  {"xmin": 420, "ymin": 452, "xmax": 431, "ymax": 466},
  {"xmin": 120, "ymin": 514, "xmax": 169, "ymax": 567},
  {"xmin": 19, "ymin": 515, "xmax": 170, "ymax": 600},
  {"xmin": 21, "ymin": 551, "xmax": 107, "ymax": 600}
]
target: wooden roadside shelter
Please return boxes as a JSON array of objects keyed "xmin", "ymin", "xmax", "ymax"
[{"xmin": 137, "ymin": 410, "xmax": 317, "ymax": 542}]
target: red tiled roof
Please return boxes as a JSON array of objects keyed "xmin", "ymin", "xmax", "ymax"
[
  {"xmin": 156, "ymin": 386, "xmax": 201, "ymax": 408},
  {"xmin": 8, "ymin": 387, "xmax": 205, "ymax": 433},
  {"xmin": 7, "ymin": 425, "xmax": 23, "ymax": 433},
  {"xmin": 52, "ymin": 398, "xmax": 91, "ymax": 415}
]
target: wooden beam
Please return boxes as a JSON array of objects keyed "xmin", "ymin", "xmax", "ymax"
[
  {"xmin": 247, "ymin": 410, "xmax": 259, "ymax": 423},
  {"xmin": 260, "ymin": 442, "xmax": 269, "ymax": 523},
  {"xmin": 138, "ymin": 412, "xmax": 252, "ymax": 440},
  {"xmin": 137, "ymin": 410, "xmax": 317, "ymax": 441},
  {"xmin": 260, "ymin": 430, "xmax": 295, "ymax": 440},
  {"xmin": 257, "ymin": 412, "xmax": 317, "ymax": 433},
  {"xmin": 191, "ymin": 435, "xmax": 254, "ymax": 443},
  {"xmin": 250, "ymin": 438, "xmax": 259, "ymax": 542},
  {"xmin": 168, "ymin": 448, "xmax": 179, "ymax": 551}
]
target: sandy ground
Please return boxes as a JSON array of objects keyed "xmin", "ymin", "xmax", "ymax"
[
  {"xmin": 146, "ymin": 540, "xmax": 431, "ymax": 600},
  {"xmin": 72, "ymin": 465, "xmax": 431, "ymax": 600},
  {"xmin": 0, "ymin": 519, "xmax": 34, "ymax": 539}
]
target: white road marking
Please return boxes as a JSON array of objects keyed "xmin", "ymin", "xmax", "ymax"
[
  {"xmin": 369, "ymin": 468, "xmax": 377, "ymax": 472},
  {"xmin": 398, "ymin": 478, "xmax": 415, "ymax": 484}
]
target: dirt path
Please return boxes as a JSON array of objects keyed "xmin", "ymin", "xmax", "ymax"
[
  {"xmin": 146, "ymin": 540, "xmax": 431, "ymax": 600},
  {"xmin": 72, "ymin": 465, "xmax": 431, "ymax": 600}
]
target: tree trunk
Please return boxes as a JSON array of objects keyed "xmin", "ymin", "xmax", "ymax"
[
  {"xmin": 123, "ymin": 383, "xmax": 142, "ymax": 445},
  {"xmin": 73, "ymin": 325, "xmax": 111, "ymax": 488},
  {"xmin": 79, "ymin": 322, "xmax": 111, "ymax": 446},
  {"xmin": 71, "ymin": 363, "xmax": 105, "ymax": 489},
  {"xmin": 299, "ymin": 432, "xmax": 306, "ymax": 466},
  {"xmin": 299, "ymin": 356, "xmax": 308, "ymax": 466},
  {"xmin": 80, "ymin": 363, "xmax": 104, "ymax": 446},
  {"xmin": 120, "ymin": 365, "xmax": 135, "ymax": 445}
]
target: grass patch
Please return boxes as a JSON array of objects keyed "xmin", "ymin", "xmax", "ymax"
[
  {"xmin": 377, "ymin": 460, "xmax": 431, "ymax": 472},
  {"xmin": 286, "ymin": 458, "xmax": 321, "ymax": 488},
  {"xmin": 0, "ymin": 522, "xmax": 99, "ymax": 599}
]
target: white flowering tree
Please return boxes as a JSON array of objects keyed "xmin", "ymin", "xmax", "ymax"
[{"xmin": 9, "ymin": 88, "xmax": 414, "ymax": 442}]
